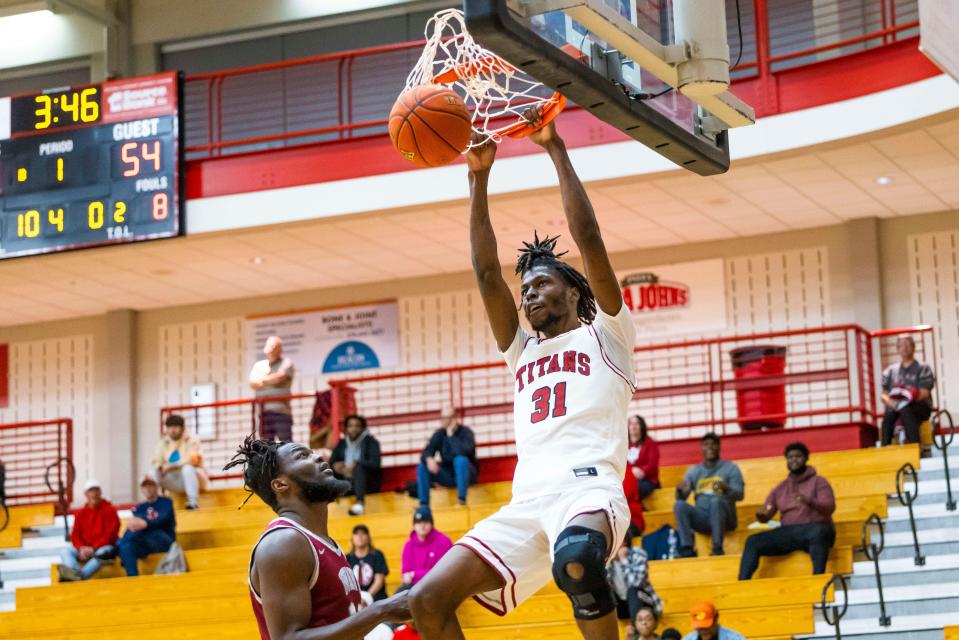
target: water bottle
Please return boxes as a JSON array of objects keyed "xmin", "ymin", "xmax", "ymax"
[{"xmin": 667, "ymin": 528, "xmax": 678, "ymax": 560}]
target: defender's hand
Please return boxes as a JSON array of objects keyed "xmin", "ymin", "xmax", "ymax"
[
  {"xmin": 523, "ymin": 105, "xmax": 560, "ymax": 147},
  {"xmin": 376, "ymin": 590, "xmax": 412, "ymax": 623},
  {"xmin": 465, "ymin": 134, "xmax": 496, "ymax": 173}
]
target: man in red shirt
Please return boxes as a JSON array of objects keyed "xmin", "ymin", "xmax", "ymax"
[
  {"xmin": 737, "ymin": 443, "xmax": 836, "ymax": 580},
  {"xmin": 224, "ymin": 435, "xmax": 409, "ymax": 640},
  {"xmin": 58, "ymin": 479, "xmax": 120, "ymax": 582}
]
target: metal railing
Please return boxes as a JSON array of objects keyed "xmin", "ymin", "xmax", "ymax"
[
  {"xmin": 44, "ymin": 457, "xmax": 75, "ymax": 542},
  {"xmin": 0, "ymin": 419, "xmax": 74, "ymax": 507},
  {"xmin": 161, "ymin": 323, "xmax": 893, "ymax": 481},
  {"xmin": 821, "ymin": 573, "xmax": 849, "ymax": 640},
  {"xmin": 895, "ymin": 461, "xmax": 924, "ymax": 566},
  {"xmin": 181, "ymin": 0, "xmax": 920, "ymax": 159},
  {"xmin": 933, "ymin": 409, "xmax": 956, "ymax": 511},
  {"xmin": 861, "ymin": 513, "xmax": 891, "ymax": 627}
]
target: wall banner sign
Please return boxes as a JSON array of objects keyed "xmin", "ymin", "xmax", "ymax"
[
  {"xmin": 246, "ymin": 301, "xmax": 399, "ymax": 376},
  {"xmin": 618, "ymin": 258, "xmax": 727, "ymax": 339}
]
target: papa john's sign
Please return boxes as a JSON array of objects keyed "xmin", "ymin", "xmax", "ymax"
[{"xmin": 618, "ymin": 258, "xmax": 727, "ymax": 339}]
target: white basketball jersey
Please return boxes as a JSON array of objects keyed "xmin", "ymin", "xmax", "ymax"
[{"xmin": 501, "ymin": 303, "xmax": 637, "ymax": 500}]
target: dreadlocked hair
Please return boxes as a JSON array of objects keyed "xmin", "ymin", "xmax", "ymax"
[
  {"xmin": 223, "ymin": 433, "xmax": 282, "ymax": 511},
  {"xmin": 516, "ymin": 232, "xmax": 596, "ymax": 324}
]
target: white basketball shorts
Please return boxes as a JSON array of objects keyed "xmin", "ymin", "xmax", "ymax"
[{"xmin": 456, "ymin": 484, "xmax": 629, "ymax": 616}]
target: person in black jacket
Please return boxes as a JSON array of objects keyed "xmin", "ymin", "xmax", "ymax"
[
  {"xmin": 330, "ymin": 414, "xmax": 382, "ymax": 516},
  {"xmin": 416, "ymin": 405, "xmax": 478, "ymax": 506}
]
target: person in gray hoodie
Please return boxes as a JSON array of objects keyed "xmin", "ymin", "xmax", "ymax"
[{"xmin": 673, "ymin": 433, "xmax": 744, "ymax": 557}]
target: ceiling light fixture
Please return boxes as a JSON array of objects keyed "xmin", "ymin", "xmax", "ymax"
[
  {"xmin": 250, "ymin": 256, "xmax": 264, "ymax": 265},
  {"xmin": 875, "ymin": 176, "xmax": 893, "ymax": 185}
]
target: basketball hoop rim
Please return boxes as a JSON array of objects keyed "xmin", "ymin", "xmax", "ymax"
[{"xmin": 431, "ymin": 54, "xmax": 568, "ymax": 139}]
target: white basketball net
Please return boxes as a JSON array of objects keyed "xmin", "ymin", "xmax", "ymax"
[{"xmin": 405, "ymin": 8, "xmax": 559, "ymax": 146}]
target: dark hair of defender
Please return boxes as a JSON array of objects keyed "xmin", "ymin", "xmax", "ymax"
[
  {"xmin": 515, "ymin": 232, "xmax": 596, "ymax": 325},
  {"xmin": 784, "ymin": 441, "xmax": 810, "ymax": 459},
  {"xmin": 223, "ymin": 433, "xmax": 283, "ymax": 510}
]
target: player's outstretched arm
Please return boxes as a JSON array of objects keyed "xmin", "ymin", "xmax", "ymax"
[
  {"xmin": 525, "ymin": 108, "xmax": 622, "ymax": 316},
  {"xmin": 255, "ymin": 530, "xmax": 410, "ymax": 640},
  {"xmin": 467, "ymin": 135, "xmax": 519, "ymax": 351}
]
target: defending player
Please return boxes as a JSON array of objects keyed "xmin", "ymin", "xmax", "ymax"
[
  {"xmin": 225, "ymin": 436, "xmax": 409, "ymax": 640},
  {"xmin": 409, "ymin": 107, "xmax": 636, "ymax": 640}
]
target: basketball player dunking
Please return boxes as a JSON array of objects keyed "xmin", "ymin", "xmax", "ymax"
[
  {"xmin": 225, "ymin": 436, "xmax": 409, "ymax": 639},
  {"xmin": 409, "ymin": 106, "xmax": 636, "ymax": 640}
]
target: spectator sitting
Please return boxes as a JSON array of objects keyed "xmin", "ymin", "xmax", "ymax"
[
  {"xmin": 153, "ymin": 414, "xmax": 207, "ymax": 510},
  {"xmin": 607, "ymin": 532, "xmax": 662, "ymax": 621},
  {"xmin": 683, "ymin": 602, "xmax": 746, "ymax": 640},
  {"xmin": 881, "ymin": 336, "xmax": 935, "ymax": 454},
  {"xmin": 635, "ymin": 606, "xmax": 662, "ymax": 640},
  {"xmin": 738, "ymin": 442, "xmax": 836, "ymax": 580},
  {"xmin": 117, "ymin": 475, "xmax": 176, "ymax": 576},
  {"xmin": 347, "ymin": 524, "xmax": 390, "ymax": 602},
  {"xmin": 674, "ymin": 433, "xmax": 744, "ymax": 557},
  {"xmin": 660, "ymin": 630, "xmax": 682, "ymax": 640},
  {"xmin": 399, "ymin": 506, "xmax": 452, "ymax": 590},
  {"xmin": 416, "ymin": 405, "xmax": 478, "ymax": 507},
  {"xmin": 58, "ymin": 479, "xmax": 120, "ymax": 582},
  {"xmin": 628, "ymin": 415, "xmax": 661, "ymax": 499},
  {"xmin": 330, "ymin": 414, "xmax": 382, "ymax": 516},
  {"xmin": 249, "ymin": 335, "xmax": 295, "ymax": 442}
]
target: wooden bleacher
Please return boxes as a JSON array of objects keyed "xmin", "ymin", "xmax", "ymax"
[
  {"xmin": 0, "ymin": 444, "xmax": 919, "ymax": 640},
  {"xmin": 0, "ymin": 503, "xmax": 55, "ymax": 548}
]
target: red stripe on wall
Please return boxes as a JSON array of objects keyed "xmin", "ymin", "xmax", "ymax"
[{"xmin": 0, "ymin": 344, "xmax": 8, "ymax": 409}]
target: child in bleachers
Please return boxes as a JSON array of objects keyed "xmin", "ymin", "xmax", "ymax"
[{"xmin": 607, "ymin": 532, "xmax": 662, "ymax": 621}]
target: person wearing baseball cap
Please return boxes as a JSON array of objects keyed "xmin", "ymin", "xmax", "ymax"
[
  {"xmin": 347, "ymin": 524, "xmax": 391, "ymax": 602},
  {"xmin": 400, "ymin": 506, "xmax": 452, "ymax": 590},
  {"xmin": 57, "ymin": 479, "xmax": 120, "ymax": 582},
  {"xmin": 116, "ymin": 474, "xmax": 176, "ymax": 576},
  {"xmin": 682, "ymin": 602, "xmax": 745, "ymax": 640}
]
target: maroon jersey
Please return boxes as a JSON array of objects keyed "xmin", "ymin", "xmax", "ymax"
[{"xmin": 250, "ymin": 517, "xmax": 362, "ymax": 639}]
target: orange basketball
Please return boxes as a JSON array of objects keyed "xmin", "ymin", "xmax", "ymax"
[{"xmin": 389, "ymin": 85, "xmax": 471, "ymax": 168}]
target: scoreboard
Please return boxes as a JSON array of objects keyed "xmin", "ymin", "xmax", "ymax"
[{"xmin": 0, "ymin": 71, "xmax": 183, "ymax": 260}]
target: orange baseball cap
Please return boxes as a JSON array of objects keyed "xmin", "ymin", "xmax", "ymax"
[{"xmin": 690, "ymin": 602, "xmax": 717, "ymax": 629}]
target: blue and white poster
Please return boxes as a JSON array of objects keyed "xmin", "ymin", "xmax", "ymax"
[{"xmin": 245, "ymin": 301, "xmax": 399, "ymax": 376}]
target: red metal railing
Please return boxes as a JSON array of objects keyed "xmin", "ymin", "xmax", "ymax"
[
  {"xmin": 157, "ymin": 324, "xmax": 947, "ymax": 483},
  {"xmin": 182, "ymin": 0, "xmax": 920, "ymax": 159},
  {"xmin": 0, "ymin": 418, "xmax": 73, "ymax": 506}
]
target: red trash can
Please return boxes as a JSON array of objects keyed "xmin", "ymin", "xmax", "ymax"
[{"xmin": 730, "ymin": 345, "xmax": 787, "ymax": 431}]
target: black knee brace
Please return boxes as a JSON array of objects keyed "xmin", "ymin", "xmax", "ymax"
[{"xmin": 551, "ymin": 525, "xmax": 615, "ymax": 620}]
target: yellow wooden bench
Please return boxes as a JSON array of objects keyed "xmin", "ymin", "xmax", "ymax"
[
  {"xmin": 655, "ymin": 445, "xmax": 918, "ymax": 487},
  {"xmin": 644, "ymin": 492, "xmax": 888, "ymax": 532},
  {"xmin": 649, "ymin": 545, "xmax": 852, "ymax": 586},
  {"xmin": 0, "ymin": 503, "xmax": 55, "ymax": 548}
]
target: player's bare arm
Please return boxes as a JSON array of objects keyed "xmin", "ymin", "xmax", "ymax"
[
  {"xmin": 467, "ymin": 135, "xmax": 520, "ymax": 350},
  {"xmin": 525, "ymin": 107, "xmax": 622, "ymax": 316},
  {"xmin": 254, "ymin": 530, "xmax": 410, "ymax": 640}
]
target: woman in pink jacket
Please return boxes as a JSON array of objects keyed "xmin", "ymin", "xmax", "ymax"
[{"xmin": 400, "ymin": 507, "xmax": 453, "ymax": 589}]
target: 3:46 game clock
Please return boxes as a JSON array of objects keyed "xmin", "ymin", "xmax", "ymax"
[{"xmin": 0, "ymin": 71, "xmax": 184, "ymax": 260}]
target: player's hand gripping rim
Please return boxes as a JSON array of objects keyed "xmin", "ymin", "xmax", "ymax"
[{"xmin": 522, "ymin": 104, "xmax": 561, "ymax": 148}]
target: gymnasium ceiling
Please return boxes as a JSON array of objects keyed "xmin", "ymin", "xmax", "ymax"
[{"xmin": 1, "ymin": 109, "xmax": 958, "ymax": 328}]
